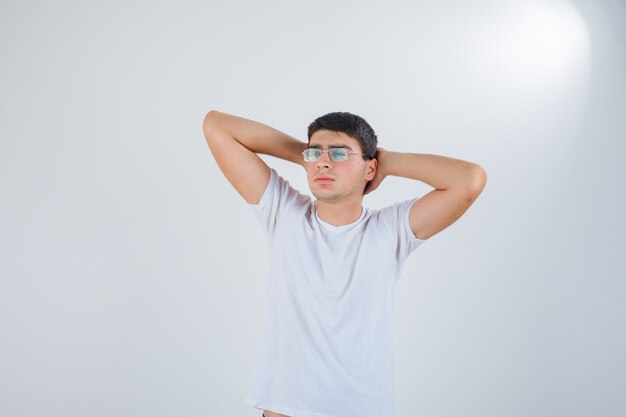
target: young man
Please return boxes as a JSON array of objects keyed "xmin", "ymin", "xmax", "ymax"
[{"xmin": 202, "ymin": 110, "xmax": 486, "ymax": 417}]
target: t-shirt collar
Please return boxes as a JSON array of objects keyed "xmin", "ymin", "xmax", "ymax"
[{"xmin": 313, "ymin": 200, "xmax": 366, "ymax": 232}]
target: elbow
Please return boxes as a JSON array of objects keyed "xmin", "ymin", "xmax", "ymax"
[
  {"xmin": 203, "ymin": 109, "xmax": 220, "ymax": 125},
  {"xmin": 202, "ymin": 110, "xmax": 223, "ymax": 135},
  {"xmin": 467, "ymin": 165, "xmax": 487, "ymax": 196}
]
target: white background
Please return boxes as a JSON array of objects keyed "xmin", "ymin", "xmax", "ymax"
[{"xmin": 1, "ymin": 0, "xmax": 625, "ymax": 416}]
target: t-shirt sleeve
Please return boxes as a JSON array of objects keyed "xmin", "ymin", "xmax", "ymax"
[
  {"xmin": 391, "ymin": 197, "xmax": 427, "ymax": 265},
  {"xmin": 246, "ymin": 167, "xmax": 305, "ymax": 241}
]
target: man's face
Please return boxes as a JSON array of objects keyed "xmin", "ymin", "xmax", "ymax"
[{"xmin": 305, "ymin": 130, "xmax": 377, "ymax": 203}]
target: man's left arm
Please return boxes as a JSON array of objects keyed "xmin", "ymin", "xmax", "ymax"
[{"xmin": 365, "ymin": 148, "xmax": 487, "ymax": 240}]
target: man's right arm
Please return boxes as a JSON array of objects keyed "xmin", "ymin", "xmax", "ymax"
[{"xmin": 202, "ymin": 110, "xmax": 308, "ymax": 205}]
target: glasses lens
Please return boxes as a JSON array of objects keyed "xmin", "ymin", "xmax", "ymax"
[
  {"xmin": 304, "ymin": 149, "xmax": 321, "ymax": 161},
  {"xmin": 329, "ymin": 148, "xmax": 348, "ymax": 161}
]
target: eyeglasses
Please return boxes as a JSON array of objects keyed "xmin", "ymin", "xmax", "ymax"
[{"xmin": 302, "ymin": 148, "xmax": 366, "ymax": 162}]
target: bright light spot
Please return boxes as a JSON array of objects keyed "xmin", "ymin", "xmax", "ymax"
[{"xmin": 471, "ymin": 0, "xmax": 591, "ymax": 94}]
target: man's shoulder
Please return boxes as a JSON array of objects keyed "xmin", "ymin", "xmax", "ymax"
[
  {"xmin": 370, "ymin": 198, "xmax": 417, "ymax": 216},
  {"xmin": 271, "ymin": 168, "xmax": 312, "ymax": 205}
]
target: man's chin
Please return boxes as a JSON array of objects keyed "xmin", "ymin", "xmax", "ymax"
[
  {"xmin": 311, "ymin": 190, "xmax": 338, "ymax": 202},
  {"xmin": 315, "ymin": 193, "xmax": 356, "ymax": 205}
]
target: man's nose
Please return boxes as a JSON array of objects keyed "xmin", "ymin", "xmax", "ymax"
[{"xmin": 316, "ymin": 151, "xmax": 333, "ymax": 167}]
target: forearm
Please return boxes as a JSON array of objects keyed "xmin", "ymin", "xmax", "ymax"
[
  {"xmin": 203, "ymin": 110, "xmax": 307, "ymax": 166},
  {"xmin": 381, "ymin": 151, "xmax": 486, "ymax": 192}
]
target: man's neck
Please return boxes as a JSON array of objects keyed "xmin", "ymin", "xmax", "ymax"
[{"xmin": 315, "ymin": 199, "xmax": 363, "ymax": 227}]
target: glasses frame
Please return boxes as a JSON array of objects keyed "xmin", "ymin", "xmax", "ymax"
[{"xmin": 302, "ymin": 147, "xmax": 367, "ymax": 162}]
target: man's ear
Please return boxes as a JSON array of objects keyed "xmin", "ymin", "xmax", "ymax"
[{"xmin": 366, "ymin": 158, "xmax": 377, "ymax": 181}]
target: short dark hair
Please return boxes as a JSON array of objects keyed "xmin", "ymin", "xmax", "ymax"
[{"xmin": 307, "ymin": 112, "xmax": 378, "ymax": 160}]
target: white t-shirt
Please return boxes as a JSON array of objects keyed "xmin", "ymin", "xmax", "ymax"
[{"xmin": 244, "ymin": 168, "xmax": 426, "ymax": 417}]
